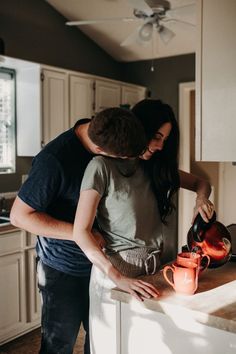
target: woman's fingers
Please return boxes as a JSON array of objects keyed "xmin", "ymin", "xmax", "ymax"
[
  {"xmin": 193, "ymin": 197, "xmax": 215, "ymax": 223},
  {"xmin": 137, "ymin": 280, "xmax": 160, "ymax": 297},
  {"xmin": 128, "ymin": 280, "xmax": 159, "ymax": 299}
]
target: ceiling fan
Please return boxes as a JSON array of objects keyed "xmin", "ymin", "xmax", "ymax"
[{"xmin": 66, "ymin": 0, "xmax": 196, "ymax": 47}]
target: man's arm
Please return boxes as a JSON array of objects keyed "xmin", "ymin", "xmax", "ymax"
[{"xmin": 10, "ymin": 196, "xmax": 73, "ymax": 240}]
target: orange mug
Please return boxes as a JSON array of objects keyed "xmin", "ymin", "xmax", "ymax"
[
  {"xmin": 177, "ymin": 251, "xmax": 210, "ymax": 274},
  {"xmin": 163, "ymin": 262, "xmax": 199, "ymax": 295}
]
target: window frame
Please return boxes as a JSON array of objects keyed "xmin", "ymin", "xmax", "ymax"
[{"xmin": 0, "ymin": 67, "xmax": 16, "ymax": 174}]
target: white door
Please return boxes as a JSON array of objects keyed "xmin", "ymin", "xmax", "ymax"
[
  {"xmin": 69, "ymin": 75, "xmax": 93, "ymax": 126},
  {"xmin": 0, "ymin": 252, "xmax": 26, "ymax": 343},
  {"xmin": 178, "ymin": 82, "xmax": 217, "ymax": 251},
  {"xmin": 121, "ymin": 85, "xmax": 146, "ymax": 108},
  {"xmin": 95, "ymin": 79, "xmax": 121, "ymax": 113},
  {"xmin": 42, "ymin": 69, "xmax": 69, "ymax": 146}
]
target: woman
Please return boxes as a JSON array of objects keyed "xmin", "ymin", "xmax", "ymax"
[
  {"xmin": 132, "ymin": 99, "xmax": 213, "ymax": 224},
  {"xmin": 73, "ymin": 101, "xmax": 214, "ymax": 354}
]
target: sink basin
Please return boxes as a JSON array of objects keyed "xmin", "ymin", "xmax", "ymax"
[{"xmin": 0, "ymin": 216, "xmax": 10, "ymax": 226}]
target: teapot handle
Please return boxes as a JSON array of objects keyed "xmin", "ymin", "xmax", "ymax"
[{"xmin": 192, "ymin": 211, "xmax": 217, "ymax": 242}]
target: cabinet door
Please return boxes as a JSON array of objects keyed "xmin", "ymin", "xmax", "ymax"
[
  {"xmin": 196, "ymin": 0, "xmax": 236, "ymax": 161},
  {"xmin": 119, "ymin": 302, "xmax": 236, "ymax": 354},
  {"xmin": 42, "ymin": 69, "xmax": 69, "ymax": 146},
  {"xmin": 121, "ymin": 85, "xmax": 146, "ymax": 109},
  {"xmin": 69, "ymin": 75, "xmax": 93, "ymax": 126},
  {"xmin": 27, "ymin": 249, "xmax": 41, "ymax": 323},
  {"xmin": 0, "ymin": 252, "xmax": 26, "ymax": 343},
  {"xmin": 95, "ymin": 79, "xmax": 121, "ymax": 113}
]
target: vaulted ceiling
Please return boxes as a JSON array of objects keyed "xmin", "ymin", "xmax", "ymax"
[{"xmin": 46, "ymin": 0, "xmax": 196, "ymax": 62}]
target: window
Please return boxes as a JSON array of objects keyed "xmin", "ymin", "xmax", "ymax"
[{"xmin": 0, "ymin": 68, "xmax": 16, "ymax": 174}]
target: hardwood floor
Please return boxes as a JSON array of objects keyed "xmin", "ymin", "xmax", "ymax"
[{"xmin": 0, "ymin": 327, "xmax": 85, "ymax": 354}]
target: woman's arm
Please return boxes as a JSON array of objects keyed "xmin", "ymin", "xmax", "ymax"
[
  {"xmin": 73, "ymin": 189, "xmax": 159, "ymax": 301},
  {"xmin": 179, "ymin": 170, "xmax": 214, "ymax": 223}
]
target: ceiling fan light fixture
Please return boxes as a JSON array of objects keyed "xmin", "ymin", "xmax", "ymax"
[
  {"xmin": 158, "ymin": 25, "xmax": 175, "ymax": 44},
  {"xmin": 139, "ymin": 22, "xmax": 153, "ymax": 41}
]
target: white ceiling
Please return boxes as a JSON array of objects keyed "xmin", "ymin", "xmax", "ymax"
[{"xmin": 46, "ymin": 0, "xmax": 196, "ymax": 62}]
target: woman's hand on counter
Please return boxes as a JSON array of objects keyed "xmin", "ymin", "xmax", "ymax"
[{"xmin": 110, "ymin": 269, "xmax": 159, "ymax": 301}]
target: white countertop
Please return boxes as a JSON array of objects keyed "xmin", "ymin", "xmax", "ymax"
[{"xmin": 111, "ymin": 261, "xmax": 236, "ymax": 334}]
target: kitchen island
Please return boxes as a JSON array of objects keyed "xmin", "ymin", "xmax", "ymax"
[{"xmin": 111, "ymin": 261, "xmax": 236, "ymax": 354}]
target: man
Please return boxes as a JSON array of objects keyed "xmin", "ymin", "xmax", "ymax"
[{"xmin": 10, "ymin": 107, "xmax": 147, "ymax": 354}]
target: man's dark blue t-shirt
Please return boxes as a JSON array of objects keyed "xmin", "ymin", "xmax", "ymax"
[{"xmin": 18, "ymin": 119, "xmax": 93, "ymax": 276}]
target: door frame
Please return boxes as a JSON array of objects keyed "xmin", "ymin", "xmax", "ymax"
[{"xmin": 178, "ymin": 81, "xmax": 195, "ymax": 251}]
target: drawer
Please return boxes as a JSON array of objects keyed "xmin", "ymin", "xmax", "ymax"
[{"xmin": 0, "ymin": 231, "xmax": 23, "ymax": 255}]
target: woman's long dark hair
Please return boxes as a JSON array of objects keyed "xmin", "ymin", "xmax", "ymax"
[{"xmin": 132, "ymin": 99, "xmax": 180, "ymax": 223}]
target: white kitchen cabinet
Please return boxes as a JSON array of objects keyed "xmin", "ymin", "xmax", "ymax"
[
  {"xmin": 0, "ymin": 252, "xmax": 26, "ymax": 343},
  {"xmin": 42, "ymin": 69, "xmax": 69, "ymax": 146},
  {"xmin": 196, "ymin": 0, "xmax": 236, "ymax": 161},
  {"xmin": 95, "ymin": 79, "xmax": 121, "ymax": 113},
  {"xmin": 69, "ymin": 74, "xmax": 94, "ymax": 126},
  {"xmin": 0, "ymin": 231, "xmax": 26, "ymax": 343},
  {"xmin": 0, "ymin": 229, "xmax": 40, "ymax": 345},
  {"xmin": 1, "ymin": 56, "xmax": 146, "ymax": 156},
  {"xmin": 118, "ymin": 302, "xmax": 236, "ymax": 354},
  {"xmin": 121, "ymin": 85, "xmax": 146, "ymax": 108},
  {"xmin": 27, "ymin": 248, "xmax": 41, "ymax": 322},
  {"xmin": 112, "ymin": 262, "xmax": 236, "ymax": 354}
]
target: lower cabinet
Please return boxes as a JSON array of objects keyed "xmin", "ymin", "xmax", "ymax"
[
  {"xmin": 116, "ymin": 301, "xmax": 236, "ymax": 354},
  {"xmin": 0, "ymin": 229, "xmax": 41, "ymax": 345}
]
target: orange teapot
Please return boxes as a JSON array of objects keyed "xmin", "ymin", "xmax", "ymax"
[{"xmin": 187, "ymin": 212, "xmax": 232, "ymax": 268}]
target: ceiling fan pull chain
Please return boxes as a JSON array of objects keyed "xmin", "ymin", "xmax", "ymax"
[{"xmin": 151, "ymin": 35, "xmax": 155, "ymax": 72}]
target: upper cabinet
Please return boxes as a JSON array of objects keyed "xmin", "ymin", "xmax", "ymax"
[
  {"xmin": 121, "ymin": 85, "xmax": 146, "ymax": 108},
  {"xmin": 95, "ymin": 79, "xmax": 121, "ymax": 113},
  {"xmin": 0, "ymin": 56, "xmax": 146, "ymax": 156},
  {"xmin": 196, "ymin": 0, "xmax": 236, "ymax": 161},
  {"xmin": 69, "ymin": 74, "xmax": 93, "ymax": 126},
  {"xmin": 42, "ymin": 69, "xmax": 69, "ymax": 147}
]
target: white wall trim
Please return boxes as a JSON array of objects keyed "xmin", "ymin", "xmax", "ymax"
[{"xmin": 178, "ymin": 82, "xmax": 195, "ymax": 251}]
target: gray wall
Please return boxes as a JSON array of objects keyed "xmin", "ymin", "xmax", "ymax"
[
  {"xmin": 121, "ymin": 53, "xmax": 195, "ymax": 117},
  {"xmin": 0, "ymin": 0, "xmax": 123, "ymax": 78}
]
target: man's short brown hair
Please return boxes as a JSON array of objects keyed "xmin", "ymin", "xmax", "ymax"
[{"xmin": 88, "ymin": 107, "xmax": 147, "ymax": 157}]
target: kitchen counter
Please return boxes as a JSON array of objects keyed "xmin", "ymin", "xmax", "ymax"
[
  {"xmin": 111, "ymin": 262, "xmax": 236, "ymax": 354},
  {"xmin": 0, "ymin": 224, "xmax": 19, "ymax": 234},
  {"xmin": 111, "ymin": 261, "xmax": 236, "ymax": 333}
]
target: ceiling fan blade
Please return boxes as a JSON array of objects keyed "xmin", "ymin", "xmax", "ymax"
[
  {"xmin": 120, "ymin": 26, "xmax": 142, "ymax": 47},
  {"xmin": 162, "ymin": 18, "xmax": 196, "ymax": 27},
  {"xmin": 127, "ymin": 0, "xmax": 154, "ymax": 16},
  {"xmin": 166, "ymin": 3, "xmax": 196, "ymax": 25},
  {"xmin": 66, "ymin": 17, "xmax": 138, "ymax": 26}
]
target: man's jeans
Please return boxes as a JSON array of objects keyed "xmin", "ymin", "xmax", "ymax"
[{"xmin": 37, "ymin": 259, "xmax": 90, "ymax": 354}]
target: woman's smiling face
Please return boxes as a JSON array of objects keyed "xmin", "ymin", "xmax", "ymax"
[{"xmin": 141, "ymin": 122, "xmax": 172, "ymax": 160}]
